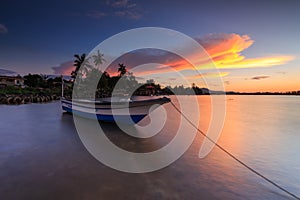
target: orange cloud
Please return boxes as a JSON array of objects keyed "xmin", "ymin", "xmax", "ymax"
[
  {"xmin": 136, "ymin": 33, "xmax": 295, "ymax": 74},
  {"xmin": 197, "ymin": 33, "xmax": 254, "ymax": 60},
  {"xmin": 194, "ymin": 33, "xmax": 294, "ymax": 69},
  {"xmin": 214, "ymin": 55, "xmax": 294, "ymax": 69},
  {"xmin": 251, "ymin": 75, "xmax": 270, "ymax": 80}
]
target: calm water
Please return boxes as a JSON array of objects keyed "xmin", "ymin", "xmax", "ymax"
[{"xmin": 0, "ymin": 95, "xmax": 299, "ymax": 200}]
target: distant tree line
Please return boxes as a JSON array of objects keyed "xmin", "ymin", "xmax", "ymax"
[
  {"xmin": 70, "ymin": 53, "xmax": 228, "ymax": 98},
  {"xmin": 23, "ymin": 74, "xmax": 65, "ymax": 88},
  {"xmin": 0, "ymin": 73, "xmax": 72, "ymax": 96},
  {"xmin": 70, "ymin": 53, "xmax": 216, "ymax": 98}
]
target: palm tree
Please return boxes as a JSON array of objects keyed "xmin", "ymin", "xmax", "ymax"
[
  {"xmin": 118, "ymin": 63, "xmax": 127, "ymax": 77},
  {"xmin": 71, "ymin": 53, "xmax": 91, "ymax": 80},
  {"xmin": 40, "ymin": 74, "xmax": 49, "ymax": 81},
  {"xmin": 103, "ymin": 71, "xmax": 110, "ymax": 78},
  {"xmin": 92, "ymin": 50, "xmax": 105, "ymax": 67}
]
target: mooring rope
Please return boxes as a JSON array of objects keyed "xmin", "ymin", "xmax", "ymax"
[{"xmin": 170, "ymin": 101, "xmax": 300, "ymax": 200}]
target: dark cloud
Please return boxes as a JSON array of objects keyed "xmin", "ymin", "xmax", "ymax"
[
  {"xmin": 106, "ymin": 48, "xmax": 182, "ymax": 75},
  {"xmin": 114, "ymin": 10, "xmax": 141, "ymax": 19},
  {"xmin": 108, "ymin": 0, "xmax": 129, "ymax": 8},
  {"xmin": 127, "ymin": 3, "xmax": 136, "ymax": 8},
  {"xmin": 87, "ymin": 0, "xmax": 142, "ymax": 20},
  {"xmin": 225, "ymin": 81, "xmax": 230, "ymax": 85},
  {"xmin": 86, "ymin": 11, "xmax": 107, "ymax": 19},
  {"xmin": 251, "ymin": 76, "xmax": 270, "ymax": 80},
  {"xmin": 86, "ymin": 2, "xmax": 142, "ymax": 20},
  {"xmin": 51, "ymin": 61, "xmax": 74, "ymax": 75},
  {"xmin": 0, "ymin": 24, "xmax": 8, "ymax": 34},
  {"xmin": 0, "ymin": 68, "xmax": 17, "ymax": 75},
  {"xmin": 107, "ymin": 0, "xmax": 136, "ymax": 8}
]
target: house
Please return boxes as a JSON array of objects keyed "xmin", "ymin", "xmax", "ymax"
[
  {"xmin": 145, "ymin": 85, "xmax": 155, "ymax": 96},
  {"xmin": 0, "ymin": 75, "xmax": 24, "ymax": 88}
]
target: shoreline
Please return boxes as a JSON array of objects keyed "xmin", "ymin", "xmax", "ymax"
[
  {"xmin": 0, "ymin": 94, "xmax": 61, "ymax": 105},
  {"xmin": 1, "ymin": 93, "xmax": 299, "ymax": 105}
]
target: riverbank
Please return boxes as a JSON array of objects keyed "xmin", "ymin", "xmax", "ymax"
[
  {"xmin": 0, "ymin": 94, "xmax": 61, "ymax": 105},
  {"xmin": 0, "ymin": 85, "xmax": 71, "ymax": 105}
]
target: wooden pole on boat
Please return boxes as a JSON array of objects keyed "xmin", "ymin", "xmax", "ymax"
[{"xmin": 61, "ymin": 75, "xmax": 64, "ymax": 98}]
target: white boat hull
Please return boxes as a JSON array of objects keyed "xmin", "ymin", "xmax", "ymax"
[{"xmin": 61, "ymin": 97, "xmax": 171, "ymax": 124}]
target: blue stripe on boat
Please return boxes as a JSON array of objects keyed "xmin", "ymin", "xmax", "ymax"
[{"xmin": 62, "ymin": 106, "xmax": 146, "ymax": 124}]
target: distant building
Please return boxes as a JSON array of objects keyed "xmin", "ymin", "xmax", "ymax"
[
  {"xmin": 0, "ymin": 75, "xmax": 24, "ymax": 88},
  {"xmin": 145, "ymin": 85, "xmax": 155, "ymax": 96}
]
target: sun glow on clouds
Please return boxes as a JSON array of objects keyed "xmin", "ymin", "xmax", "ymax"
[
  {"xmin": 194, "ymin": 33, "xmax": 294, "ymax": 70},
  {"xmin": 127, "ymin": 33, "xmax": 294, "ymax": 79},
  {"xmin": 53, "ymin": 33, "xmax": 294, "ymax": 88},
  {"xmin": 214, "ymin": 55, "xmax": 294, "ymax": 69},
  {"xmin": 197, "ymin": 34, "xmax": 254, "ymax": 60}
]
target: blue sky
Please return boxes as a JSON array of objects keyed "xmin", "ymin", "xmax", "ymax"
[{"xmin": 0, "ymin": 0, "xmax": 299, "ymax": 91}]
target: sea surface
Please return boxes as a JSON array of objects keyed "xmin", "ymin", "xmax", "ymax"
[{"xmin": 0, "ymin": 95, "xmax": 299, "ymax": 200}]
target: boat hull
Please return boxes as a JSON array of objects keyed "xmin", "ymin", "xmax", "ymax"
[{"xmin": 61, "ymin": 97, "xmax": 170, "ymax": 124}]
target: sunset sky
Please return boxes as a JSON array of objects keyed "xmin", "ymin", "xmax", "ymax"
[{"xmin": 0, "ymin": 0, "xmax": 299, "ymax": 92}]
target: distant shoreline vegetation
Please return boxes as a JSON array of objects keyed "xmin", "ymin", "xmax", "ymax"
[
  {"xmin": 0, "ymin": 71, "xmax": 299, "ymax": 105},
  {"xmin": 0, "ymin": 70, "xmax": 300, "ymax": 105}
]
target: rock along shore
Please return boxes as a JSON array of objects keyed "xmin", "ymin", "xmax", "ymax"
[{"xmin": 0, "ymin": 94, "xmax": 61, "ymax": 105}]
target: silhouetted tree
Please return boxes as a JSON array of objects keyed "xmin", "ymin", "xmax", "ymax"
[
  {"xmin": 146, "ymin": 79, "xmax": 154, "ymax": 85},
  {"xmin": 118, "ymin": 63, "xmax": 127, "ymax": 77},
  {"xmin": 40, "ymin": 74, "xmax": 49, "ymax": 81},
  {"xmin": 71, "ymin": 53, "xmax": 91, "ymax": 81},
  {"xmin": 92, "ymin": 50, "xmax": 105, "ymax": 67},
  {"xmin": 24, "ymin": 74, "xmax": 44, "ymax": 87}
]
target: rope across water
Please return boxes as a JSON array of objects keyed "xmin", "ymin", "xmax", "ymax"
[{"xmin": 170, "ymin": 101, "xmax": 300, "ymax": 200}]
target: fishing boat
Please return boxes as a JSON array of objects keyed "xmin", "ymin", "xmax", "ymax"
[{"xmin": 61, "ymin": 97, "xmax": 171, "ymax": 124}]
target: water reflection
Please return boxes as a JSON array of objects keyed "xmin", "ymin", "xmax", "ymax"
[{"xmin": 0, "ymin": 96, "xmax": 299, "ymax": 199}]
